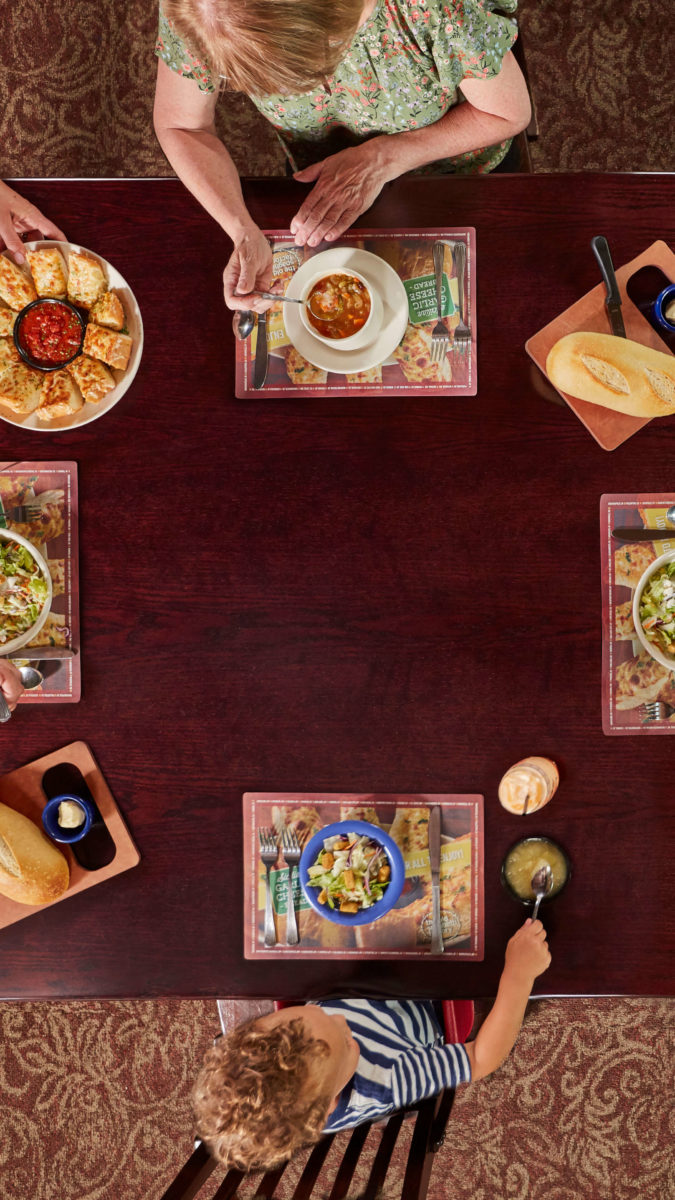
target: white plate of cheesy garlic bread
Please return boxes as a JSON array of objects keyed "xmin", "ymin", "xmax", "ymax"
[{"xmin": 0, "ymin": 241, "xmax": 143, "ymax": 431}]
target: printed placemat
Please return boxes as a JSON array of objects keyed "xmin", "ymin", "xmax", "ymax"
[
  {"xmin": 0, "ymin": 461, "xmax": 80, "ymax": 702},
  {"xmin": 235, "ymin": 228, "xmax": 476, "ymax": 399},
  {"xmin": 243, "ymin": 792, "xmax": 484, "ymax": 960},
  {"xmin": 0, "ymin": 740, "xmax": 140, "ymax": 930},
  {"xmin": 526, "ymin": 241, "xmax": 675, "ymax": 451},
  {"xmin": 601, "ymin": 493, "xmax": 675, "ymax": 734}
]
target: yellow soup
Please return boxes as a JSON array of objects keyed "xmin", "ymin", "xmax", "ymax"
[{"xmin": 502, "ymin": 838, "xmax": 568, "ymax": 901}]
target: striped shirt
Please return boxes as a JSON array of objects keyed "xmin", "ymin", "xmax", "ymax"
[{"xmin": 317, "ymin": 999, "xmax": 471, "ymax": 1133}]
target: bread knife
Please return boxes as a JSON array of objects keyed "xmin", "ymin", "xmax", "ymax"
[
  {"xmin": 252, "ymin": 311, "xmax": 269, "ymax": 389},
  {"xmin": 611, "ymin": 528, "xmax": 675, "ymax": 541},
  {"xmin": 429, "ymin": 805, "xmax": 444, "ymax": 955},
  {"xmin": 591, "ymin": 235, "xmax": 626, "ymax": 338}
]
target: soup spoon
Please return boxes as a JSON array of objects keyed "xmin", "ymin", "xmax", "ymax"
[
  {"xmin": 0, "ymin": 665, "xmax": 44, "ymax": 722},
  {"xmin": 246, "ymin": 291, "xmax": 343, "ymax": 321},
  {"xmin": 530, "ymin": 863, "xmax": 553, "ymax": 920}
]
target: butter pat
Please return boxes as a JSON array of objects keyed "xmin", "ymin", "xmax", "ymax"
[
  {"xmin": 665, "ymin": 299, "xmax": 675, "ymax": 323},
  {"xmin": 58, "ymin": 800, "xmax": 85, "ymax": 829}
]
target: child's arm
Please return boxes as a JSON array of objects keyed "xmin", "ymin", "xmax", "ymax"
[{"xmin": 464, "ymin": 918, "xmax": 551, "ymax": 1082}]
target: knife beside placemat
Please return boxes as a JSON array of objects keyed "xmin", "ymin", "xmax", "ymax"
[{"xmin": 429, "ymin": 805, "xmax": 444, "ymax": 955}]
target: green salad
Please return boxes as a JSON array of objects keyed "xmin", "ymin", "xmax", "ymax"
[
  {"xmin": 0, "ymin": 539, "xmax": 49, "ymax": 644},
  {"xmin": 306, "ymin": 831, "xmax": 391, "ymax": 914},
  {"xmin": 639, "ymin": 562, "xmax": 675, "ymax": 656}
]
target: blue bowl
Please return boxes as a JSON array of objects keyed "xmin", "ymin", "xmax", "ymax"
[
  {"xmin": 299, "ymin": 819, "xmax": 405, "ymax": 926},
  {"xmin": 41, "ymin": 793, "xmax": 95, "ymax": 844},
  {"xmin": 652, "ymin": 283, "xmax": 675, "ymax": 334}
]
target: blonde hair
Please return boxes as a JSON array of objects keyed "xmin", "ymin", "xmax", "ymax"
[
  {"xmin": 163, "ymin": 0, "xmax": 365, "ymax": 96},
  {"xmin": 192, "ymin": 1016, "xmax": 333, "ymax": 1171}
]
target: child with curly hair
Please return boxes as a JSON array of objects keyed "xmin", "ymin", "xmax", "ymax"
[{"xmin": 192, "ymin": 917, "xmax": 550, "ymax": 1172}]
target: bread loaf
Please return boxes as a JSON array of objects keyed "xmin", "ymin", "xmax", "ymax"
[
  {"xmin": 0, "ymin": 802, "xmax": 69, "ymax": 905},
  {"xmin": 546, "ymin": 332, "xmax": 675, "ymax": 418}
]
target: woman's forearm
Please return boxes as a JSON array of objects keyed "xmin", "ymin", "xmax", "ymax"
[
  {"xmin": 154, "ymin": 123, "xmax": 256, "ymax": 241},
  {"xmin": 372, "ymin": 100, "xmax": 525, "ymax": 182}
]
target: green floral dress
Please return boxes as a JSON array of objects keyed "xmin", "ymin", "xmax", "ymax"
[{"xmin": 156, "ymin": 0, "xmax": 518, "ymax": 173}]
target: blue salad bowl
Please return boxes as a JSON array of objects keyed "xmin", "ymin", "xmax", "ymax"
[{"xmin": 299, "ymin": 819, "xmax": 405, "ymax": 926}]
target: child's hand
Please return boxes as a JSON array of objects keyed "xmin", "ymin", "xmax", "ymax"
[{"xmin": 504, "ymin": 918, "xmax": 551, "ymax": 986}]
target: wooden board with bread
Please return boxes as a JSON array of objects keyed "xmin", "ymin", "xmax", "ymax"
[
  {"xmin": 0, "ymin": 741, "xmax": 140, "ymax": 929},
  {"xmin": 526, "ymin": 240, "xmax": 675, "ymax": 450},
  {"xmin": 243, "ymin": 792, "xmax": 484, "ymax": 961}
]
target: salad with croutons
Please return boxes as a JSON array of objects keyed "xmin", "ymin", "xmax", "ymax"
[
  {"xmin": 306, "ymin": 831, "xmax": 391, "ymax": 913},
  {"xmin": 639, "ymin": 561, "xmax": 675, "ymax": 656},
  {"xmin": 0, "ymin": 539, "xmax": 49, "ymax": 643}
]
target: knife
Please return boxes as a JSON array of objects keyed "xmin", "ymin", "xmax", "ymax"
[
  {"xmin": 5, "ymin": 646, "xmax": 75, "ymax": 660},
  {"xmin": 591, "ymin": 235, "xmax": 626, "ymax": 338},
  {"xmin": 611, "ymin": 528, "xmax": 675, "ymax": 542},
  {"xmin": 252, "ymin": 311, "xmax": 269, "ymax": 390},
  {"xmin": 429, "ymin": 805, "xmax": 444, "ymax": 955}
]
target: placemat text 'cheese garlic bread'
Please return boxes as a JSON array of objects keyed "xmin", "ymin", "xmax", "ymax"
[{"xmin": 546, "ymin": 332, "xmax": 675, "ymax": 417}]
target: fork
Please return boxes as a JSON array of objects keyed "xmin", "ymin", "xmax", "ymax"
[
  {"xmin": 429, "ymin": 241, "xmax": 451, "ymax": 364},
  {"xmin": 258, "ymin": 827, "xmax": 278, "ymax": 948},
  {"xmin": 451, "ymin": 241, "xmax": 471, "ymax": 358},
  {"xmin": 1, "ymin": 505, "xmax": 43, "ymax": 524},
  {"xmin": 639, "ymin": 700, "xmax": 675, "ymax": 722},
  {"xmin": 281, "ymin": 829, "xmax": 302, "ymax": 946}
]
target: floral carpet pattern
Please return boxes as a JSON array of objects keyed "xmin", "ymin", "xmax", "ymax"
[
  {"xmin": 1, "ymin": 0, "xmax": 673, "ymax": 178},
  {"xmin": 0, "ymin": 997, "xmax": 672, "ymax": 1200}
]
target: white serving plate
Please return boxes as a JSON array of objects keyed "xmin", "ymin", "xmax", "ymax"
[
  {"xmin": 283, "ymin": 247, "xmax": 408, "ymax": 374},
  {"xmin": 0, "ymin": 240, "xmax": 143, "ymax": 432},
  {"xmin": 0, "ymin": 528, "xmax": 53, "ymax": 654}
]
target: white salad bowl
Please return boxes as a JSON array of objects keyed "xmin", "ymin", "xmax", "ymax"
[
  {"xmin": 632, "ymin": 548, "xmax": 675, "ymax": 672},
  {"xmin": 0, "ymin": 528, "xmax": 53, "ymax": 655},
  {"xmin": 299, "ymin": 267, "xmax": 383, "ymax": 350}
]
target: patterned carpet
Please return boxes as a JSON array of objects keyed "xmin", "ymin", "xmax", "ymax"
[
  {"xmin": 1, "ymin": 997, "xmax": 673, "ymax": 1200},
  {"xmin": 1, "ymin": 0, "xmax": 673, "ymax": 177}
]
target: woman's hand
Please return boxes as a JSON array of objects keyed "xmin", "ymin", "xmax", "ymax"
[
  {"xmin": 290, "ymin": 141, "xmax": 391, "ymax": 248},
  {"xmin": 0, "ymin": 182, "xmax": 66, "ymax": 264},
  {"xmin": 222, "ymin": 226, "xmax": 275, "ymax": 313},
  {"xmin": 0, "ymin": 661, "xmax": 25, "ymax": 712}
]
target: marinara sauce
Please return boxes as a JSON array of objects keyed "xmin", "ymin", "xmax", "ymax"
[{"xmin": 18, "ymin": 301, "xmax": 83, "ymax": 367}]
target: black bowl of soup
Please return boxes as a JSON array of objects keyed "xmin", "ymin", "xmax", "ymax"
[
  {"xmin": 501, "ymin": 836, "xmax": 571, "ymax": 906},
  {"xmin": 300, "ymin": 269, "xmax": 376, "ymax": 345},
  {"xmin": 14, "ymin": 298, "xmax": 85, "ymax": 371}
]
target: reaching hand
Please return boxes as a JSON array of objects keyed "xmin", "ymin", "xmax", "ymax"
[
  {"xmin": 290, "ymin": 142, "xmax": 391, "ymax": 248},
  {"xmin": 223, "ymin": 226, "xmax": 274, "ymax": 313},
  {"xmin": 0, "ymin": 182, "xmax": 66, "ymax": 263},
  {"xmin": 0, "ymin": 661, "xmax": 25, "ymax": 712},
  {"xmin": 504, "ymin": 918, "xmax": 551, "ymax": 986}
]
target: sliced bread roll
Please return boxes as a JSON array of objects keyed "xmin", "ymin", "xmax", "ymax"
[
  {"xmin": 546, "ymin": 332, "xmax": 675, "ymax": 418},
  {"xmin": 0, "ymin": 802, "xmax": 69, "ymax": 905}
]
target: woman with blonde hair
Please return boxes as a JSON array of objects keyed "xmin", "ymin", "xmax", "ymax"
[{"xmin": 153, "ymin": 0, "xmax": 530, "ymax": 311}]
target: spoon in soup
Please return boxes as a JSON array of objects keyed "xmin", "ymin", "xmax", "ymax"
[
  {"xmin": 244, "ymin": 291, "xmax": 344, "ymax": 320},
  {"xmin": 530, "ymin": 863, "xmax": 553, "ymax": 920}
]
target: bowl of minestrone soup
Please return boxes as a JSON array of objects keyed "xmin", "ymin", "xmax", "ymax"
[{"xmin": 299, "ymin": 268, "xmax": 382, "ymax": 348}]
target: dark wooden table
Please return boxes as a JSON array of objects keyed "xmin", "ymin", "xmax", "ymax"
[{"xmin": 2, "ymin": 174, "xmax": 674, "ymax": 1000}]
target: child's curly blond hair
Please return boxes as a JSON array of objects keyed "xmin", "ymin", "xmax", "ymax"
[{"xmin": 192, "ymin": 1016, "xmax": 333, "ymax": 1171}]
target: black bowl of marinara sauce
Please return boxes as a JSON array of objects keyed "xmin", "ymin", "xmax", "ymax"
[{"xmin": 13, "ymin": 298, "xmax": 85, "ymax": 372}]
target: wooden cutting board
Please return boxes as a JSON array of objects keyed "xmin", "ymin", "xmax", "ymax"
[
  {"xmin": 0, "ymin": 740, "xmax": 140, "ymax": 930},
  {"xmin": 526, "ymin": 240, "xmax": 675, "ymax": 451}
]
